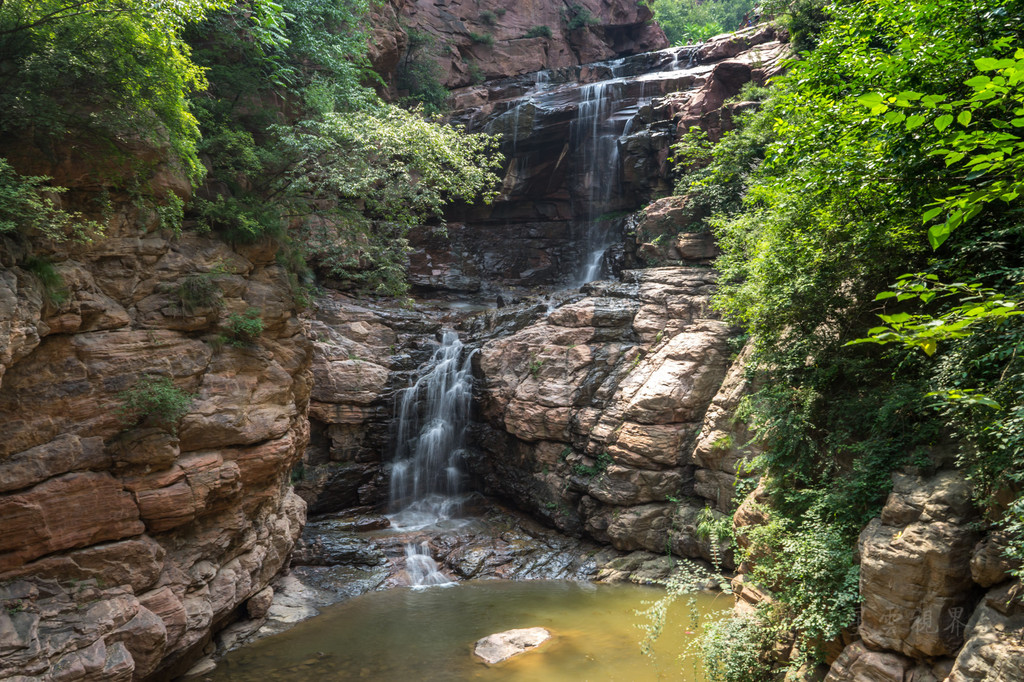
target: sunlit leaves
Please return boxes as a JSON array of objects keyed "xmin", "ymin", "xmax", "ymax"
[
  {"xmin": 0, "ymin": 0, "xmax": 261, "ymax": 184},
  {"xmin": 848, "ymin": 275, "xmax": 1023, "ymax": 357}
]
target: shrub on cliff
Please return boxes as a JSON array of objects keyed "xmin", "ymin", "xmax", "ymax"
[
  {"xmin": 226, "ymin": 308, "xmax": 264, "ymax": 346},
  {"xmin": 186, "ymin": 0, "xmax": 503, "ymax": 297},
  {"xmin": 0, "ymin": 159, "xmax": 102, "ymax": 241},
  {"xmin": 117, "ymin": 376, "xmax": 194, "ymax": 433}
]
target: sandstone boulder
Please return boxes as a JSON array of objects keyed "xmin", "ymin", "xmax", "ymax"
[
  {"xmin": 947, "ymin": 581, "xmax": 1024, "ymax": 681},
  {"xmin": 971, "ymin": 532, "xmax": 1019, "ymax": 588},
  {"xmin": 858, "ymin": 471, "xmax": 981, "ymax": 659},
  {"xmin": 474, "ymin": 627, "xmax": 551, "ymax": 665},
  {"xmin": 824, "ymin": 641, "xmax": 951, "ymax": 682}
]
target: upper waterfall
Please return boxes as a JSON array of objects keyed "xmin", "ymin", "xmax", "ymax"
[{"xmin": 415, "ymin": 29, "xmax": 788, "ymax": 295}]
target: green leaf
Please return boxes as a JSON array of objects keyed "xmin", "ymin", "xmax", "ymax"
[
  {"xmin": 935, "ymin": 114, "xmax": 954, "ymax": 131},
  {"xmin": 921, "ymin": 207, "xmax": 943, "ymax": 222},
  {"xmin": 874, "ymin": 291, "xmax": 898, "ymax": 300},
  {"xmin": 856, "ymin": 92, "xmax": 884, "ymax": 108},
  {"xmin": 928, "ymin": 222, "xmax": 951, "ymax": 250},
  {"xmin": 905, "ymin": 115, "xmax": 926, "ymax": 130},
  {"xmin": 958, "ymin": 110, "xmax": 973, "ymax": 127},
  {"xmin": 975, "ymin": 57, "xmax": 1002, "ymax": 71}
]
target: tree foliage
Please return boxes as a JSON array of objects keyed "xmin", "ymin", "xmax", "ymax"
[
  {"xmin": 0, "ymin": 0, "xmax": 241, "ymax": 182},
  {"xmin": 659, "ymin": 0, "xmax": 1024, "ymax": 670},
  {"xmin": 0, "ymin": 1, "xmax": 501, "ymax": 296},
  {"xmin": 644, "ymin": 0, "xmax": 758, "ymax": 45},
  {"xmin": 187, "ymin": 0, "xmax": 502, "ymax": 295},
  {"xmin": 0, "ymin": 159, "xmax": 101, "ymax": 241}
]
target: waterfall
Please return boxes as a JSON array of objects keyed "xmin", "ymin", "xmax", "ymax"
[
  {"xmin": 404, "ymin": 542, "xmax": 456, "ymax": 589},
  {"xmin": 388, "ymin": 331, "xmax": 474, "ymax": 531},
  {"xmin": 572, "ymin": 78, "xmax": 625, "ymax": 284},
  {"xmin": 473, "ymin": 44, "xmax": 713, "ymax": 288}
]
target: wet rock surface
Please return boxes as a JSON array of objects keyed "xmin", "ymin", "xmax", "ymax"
[
  {"xmin": 214, "ymin": 498, "xmax": 626, "ymax": 655},
  {"xmin": 409, "ymin": 27, "xmax": 789, "ymax": 295}
]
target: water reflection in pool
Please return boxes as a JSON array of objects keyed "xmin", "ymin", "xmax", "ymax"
[{"xmin": 208, "ymin": 580, "xmax": 729, "ymax": 681}]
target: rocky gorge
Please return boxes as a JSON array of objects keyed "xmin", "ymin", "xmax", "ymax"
[{"xmin": 1, "ymin": 1, "xmax": 1022, "ymax": 681}]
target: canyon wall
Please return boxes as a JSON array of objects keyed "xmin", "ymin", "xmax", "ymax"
[
  {"xmin": 0, "ymin": 140, "xmax": 311, "ymax": 680},
  {"xmin": 369, "ymin": 0, "xmax": 668, "ymax": 94},
  {"xmin": 470, "ymin": 266, "xmax": 753, "ymax": 567}
]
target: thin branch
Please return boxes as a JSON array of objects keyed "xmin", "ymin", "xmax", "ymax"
[{"xmin": 0, "ymin": 2, "xmax": 136, "ymax": 36}]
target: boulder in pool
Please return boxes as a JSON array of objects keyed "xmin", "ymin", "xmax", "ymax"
[{"xmin": 473, "ymin": 627, "xmax": 551, "ymax": 664}]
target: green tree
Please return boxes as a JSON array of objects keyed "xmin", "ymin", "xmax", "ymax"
[
  {"xmin": 662, "ymin": 0, "xmax": 1024, "ymax": 670},
  {"xmin": 0, "ymin": 0, "xmax": 248, "ymax": 184},
  {"xmin": 644, "ymin": 0, "xmax": 757, "ymax": 45},
  {"xmin": 186, "ymin": 0, "xmax": 502, "ymax": 295}
]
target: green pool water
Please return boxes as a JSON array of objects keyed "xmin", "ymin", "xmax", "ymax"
[{"xmin": 208, "ymin": 580, "xmax": 730, "ymax": 681}]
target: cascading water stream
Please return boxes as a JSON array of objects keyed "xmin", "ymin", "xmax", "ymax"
[
  {"xmin": 500, "ymin": 44, "xmax": 709, "ymax": 286},
  {"xmin": 572, "ymin": 77, "xmax": 624, "ymax": 284},
  {"xmin": 388, "ymin": 331, "xmax": 474, "ymax": 587}
]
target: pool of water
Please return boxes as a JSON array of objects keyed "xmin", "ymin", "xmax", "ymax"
[{"xmin": 208, "ymin": 580, "xmax": 729, "ymax": 681}]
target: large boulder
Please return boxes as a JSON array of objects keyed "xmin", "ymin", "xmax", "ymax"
[
  {"xmin": 472, "ymin": 268, "xmax": 738, "ymax": 564},
  {"xmin": 947, "ymin": 582, "xmax": 1024, "ymax": 682},
  {"xmin": 474, "ymin": 627, "xmax": 551, "ymax": 664},
  {"xmin": 858, "ymin": 471, "xmax": 981, "ymax": 659}
]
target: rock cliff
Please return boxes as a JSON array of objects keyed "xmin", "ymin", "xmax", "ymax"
[
  {"xmin": 469, "ymin": 266, "xmax": 751, "ymax": 567},
  {"xmin": 370, "ymin": 0, "xmax": 668, "ymax": 94},
  {"xmin": 410, "ymin": 24, "xmax": 788, "ymax": 295},
  {"xmin": 0, "ymin": 141, "xmax": 311, "ymax": 679}
]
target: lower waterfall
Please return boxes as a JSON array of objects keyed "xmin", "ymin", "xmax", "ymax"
[{"xmin": 388, "ymin": 331, "xmax": 474, "ymax": 586}]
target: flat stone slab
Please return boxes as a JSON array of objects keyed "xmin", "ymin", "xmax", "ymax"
[{"xmin": 473, "ymin": 627, "xmax": 551, "ymax": 664}]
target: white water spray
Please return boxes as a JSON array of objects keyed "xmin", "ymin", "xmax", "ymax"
[{"xmin": 388, "ymin": 332, "xmax": 475, "ymax": 586}]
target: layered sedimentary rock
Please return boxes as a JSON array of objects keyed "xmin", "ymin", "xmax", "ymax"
[
  {"xmin": 298, "ymin": 291, "xmax": 457, "ymax": 514},
  {"xmin": 0, "ymin": 142, "xmax": 311, "ymax": 678},
  {"xmin": 371, "ymin": 0, "xmax": 668, "ymax": 94},
  {"xmin": 470, "ymin": 266, "xmax": 751, "ymax": 566}
]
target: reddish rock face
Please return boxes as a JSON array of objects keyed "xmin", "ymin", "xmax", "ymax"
[
  {"xmin": 373, "ymin": 0, "xmax": 667, "ymax": 93},
  {"xmin": 0, "ymin": 140, "xmax": 312, "ymax": 679}
]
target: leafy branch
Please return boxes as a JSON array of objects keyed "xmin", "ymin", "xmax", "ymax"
[
  {"xmin": 847, "ymin": 274, "xmax": 1023, "ymax": 358},
  {"xmin": 857, "ymin": 44, "xmax": 1024, "ymax": 250}
]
